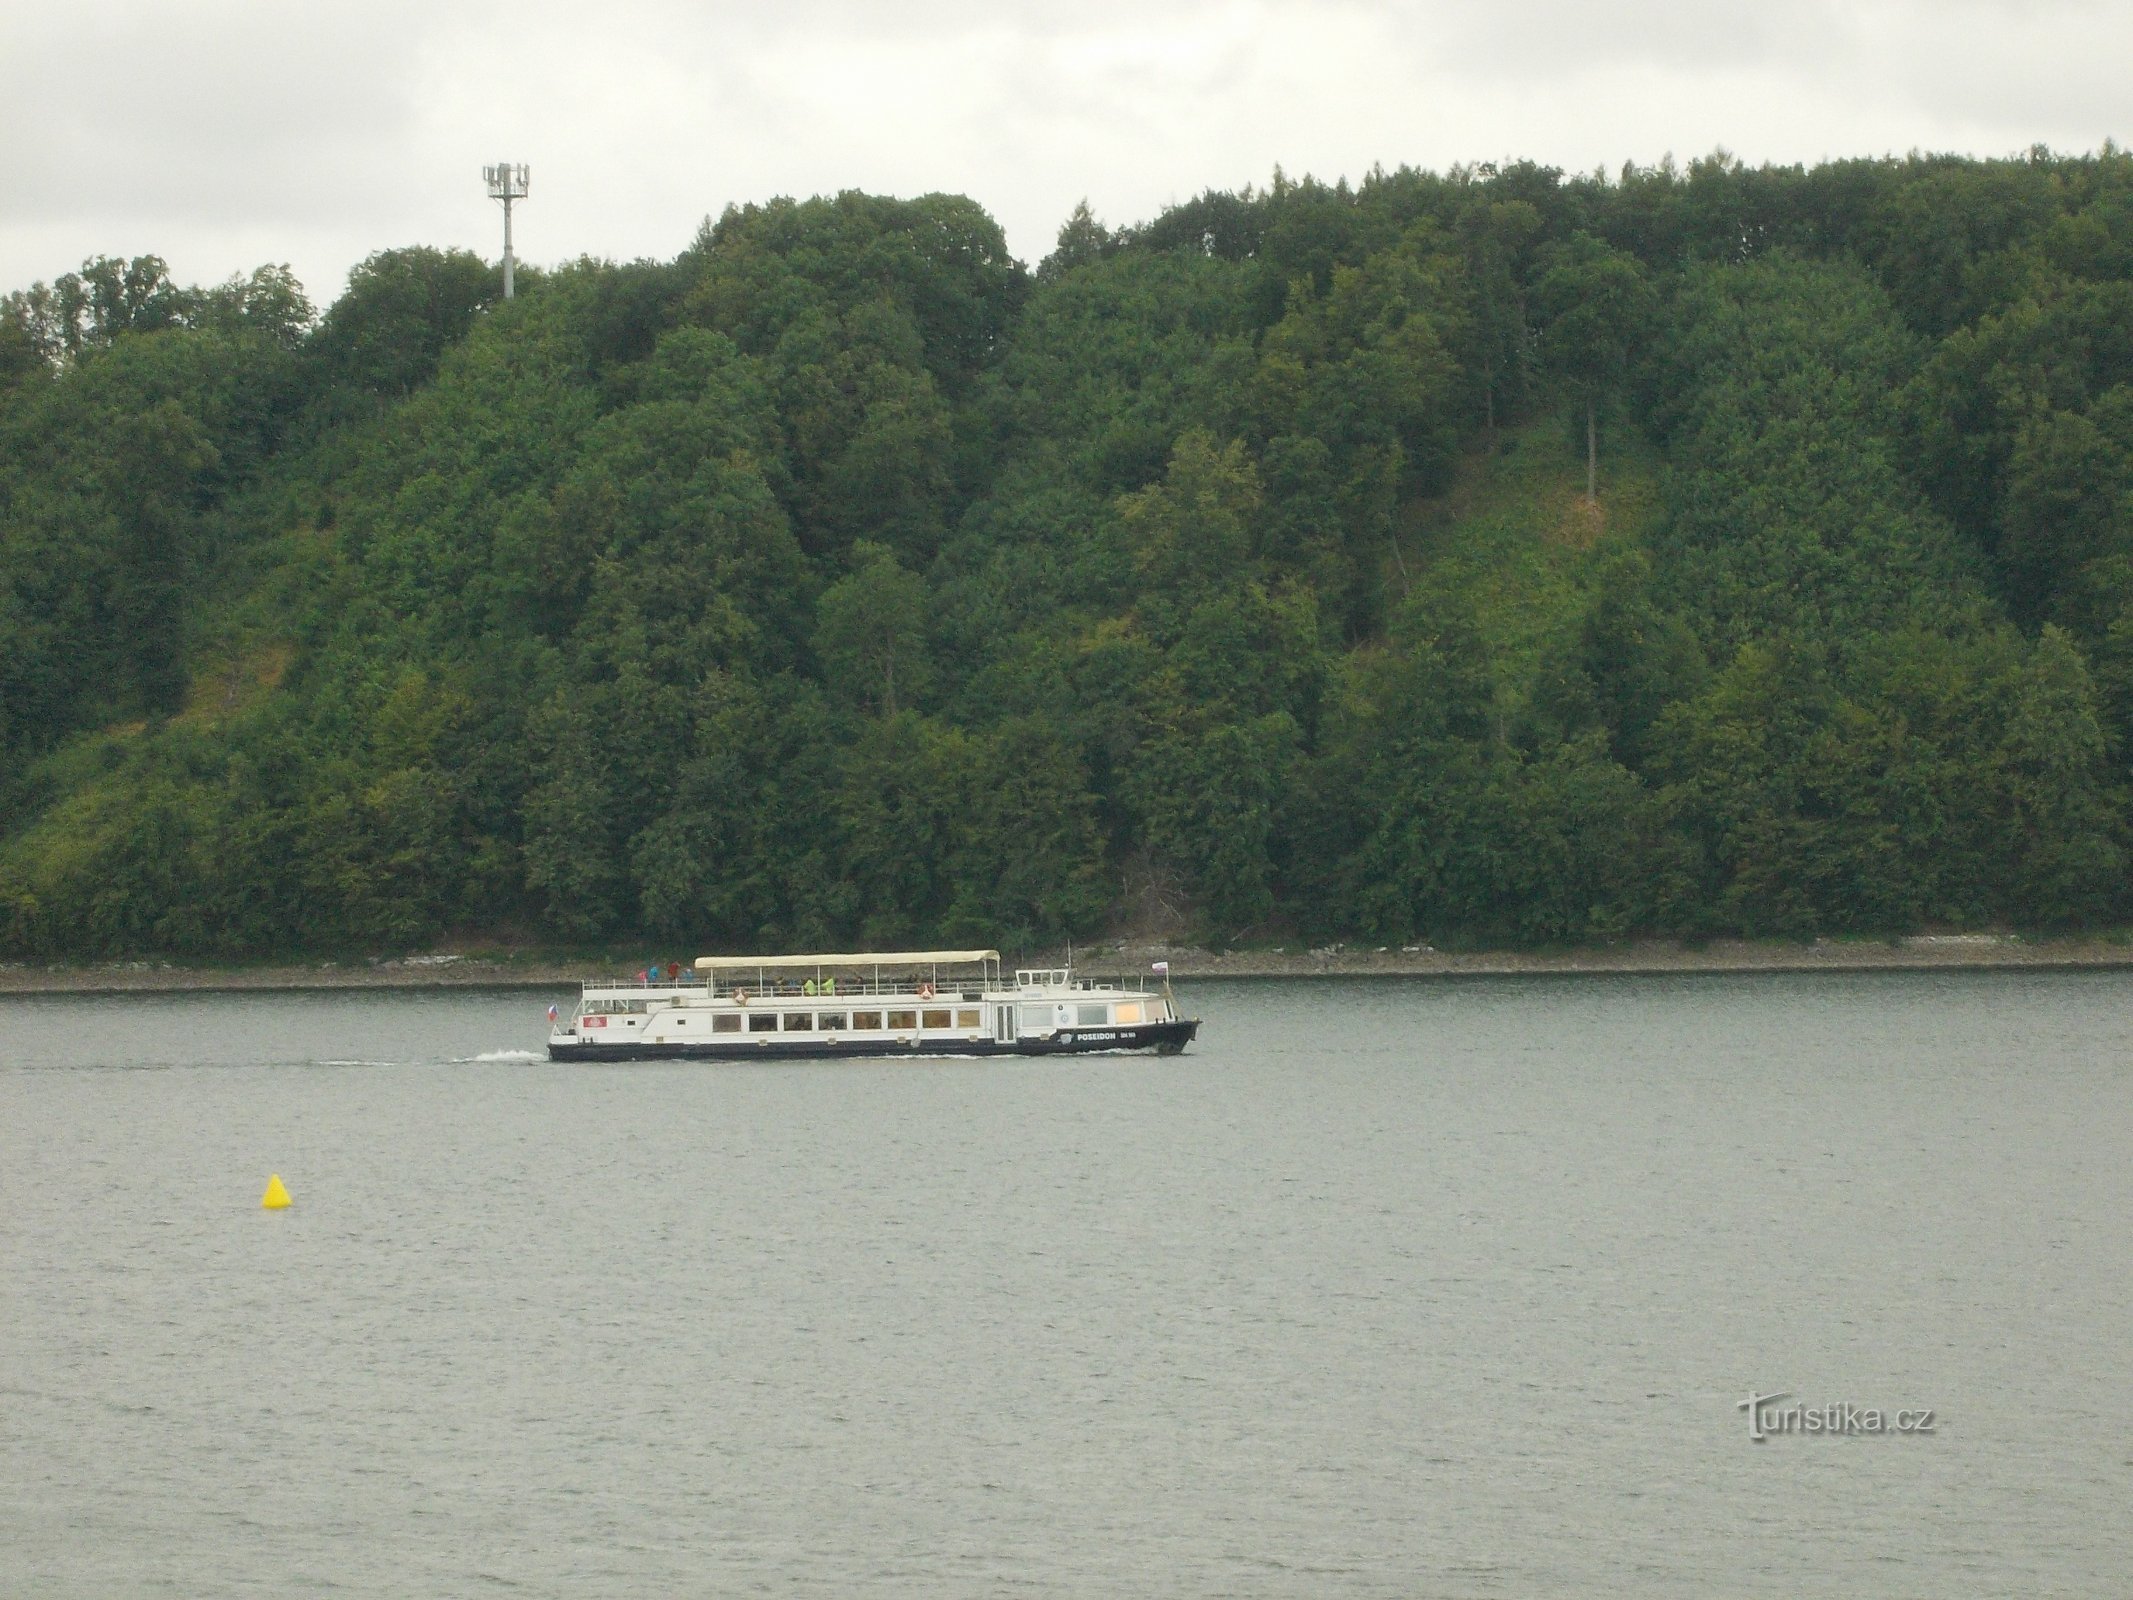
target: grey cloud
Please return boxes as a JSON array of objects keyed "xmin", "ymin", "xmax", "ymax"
[
  {"xmin": 1403, "ymin": 0, "xmax": 1854, "ymax": 76},
  {"xmin": 1, "ymin": 3, "xmax": 434, "ymax": 224},
  {"xmin": 1406, "ymin": 0, "xmax": 2123, "ymax": 77}
]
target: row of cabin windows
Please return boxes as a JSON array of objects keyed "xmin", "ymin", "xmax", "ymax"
[
  {"xmin": 644, "ymin": 1001, "xmax": 1153, "ymax": 1034},
  {"xmin": 607, "ymin": 999, "xmax": 1157, "ymax": 1033},
  {"xmin": 687, "ymin": 1007, "xmax": 982, "ymax": 1035},
  {"xmin": 1020, "ymin": 1001, "xmax": 1149, "ymax": 1029}
]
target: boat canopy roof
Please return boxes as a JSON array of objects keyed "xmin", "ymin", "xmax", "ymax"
[{"xmin": 693, "ymin": 949, "xmax": 1000, "ymax": 972}]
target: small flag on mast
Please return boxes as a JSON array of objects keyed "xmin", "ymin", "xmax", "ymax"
[
  {"xmin": 1152, "ymin": 961, "xmax": 1170, "ymax": 975},
  {"xmin": 547, "ymin": 1004, "xmax": 559, "ymax": 1023}
]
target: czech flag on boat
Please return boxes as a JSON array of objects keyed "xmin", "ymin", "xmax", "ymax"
[
  {"xmin": 547, "ymin": 1004, "xmax": 559, "ymax": 1023},
  {"xmin": 1152, "ymin": 961, "xmax": 1169, "ymax": 975}
]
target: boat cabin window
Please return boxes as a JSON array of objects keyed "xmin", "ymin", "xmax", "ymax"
[
  {"xmin": 955, "ymin": 1008, "xmax": 980, "ymax": 1029},
  {"xmin": 818, "ymin": 1012, "xmax": 846, "ymax": 1031},
  {"xmin": 1077, "ymin": 1003, "xmax": 1108, "ymax": 1026},
  {"xmin": 783, "ymin": 1012, "xmax": 812, "ymax": 1032},
  {"xmin": 712, "ymin": 1013, "xmax": 741, "ymax": 1033},
  {"xmin": 1017, "ymin": 1004, "xmax": 1054, "ymax": 1034},
  {"xmin": 922, "ymin": 1008, "xmax": 951, "ymax": 1029},
  {"xmin": 886, "ymin": 1009, "xmax": 917, "ymax": 1031},
  {"xmin": 747, "ymin": 1013, "xmax": 779, "ymax": 1034},
  {"xmin": 1114, "ymin": 1002, "xmax": 1143, "ymax": 1024},
  {"xmin": 852, "ymin": 1010, "xmax": 883, "ymax": 1030}
]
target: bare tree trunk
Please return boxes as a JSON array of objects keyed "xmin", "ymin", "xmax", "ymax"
[
  {"xmin": 1585, "ymin": 399, "xmax": 1597, "ymax": 501},
  {"xmin": 1484, "ymin": 378, "xmax": 1495, "ymax": 451}
]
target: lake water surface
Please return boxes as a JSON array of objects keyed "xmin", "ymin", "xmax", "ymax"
[{"xmin": 3, "ymin": 971, "xmax": 2129, "ymax": 1596}]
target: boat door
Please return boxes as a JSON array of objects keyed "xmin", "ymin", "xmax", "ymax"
[{"xmin": 994, "ymin": 1005, "xmax": 1014, "ymax": 1043}]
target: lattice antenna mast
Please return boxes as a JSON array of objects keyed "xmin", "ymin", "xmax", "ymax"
[{"xmin": 483, "ymin": 162, "xmax": 530, "ymax": 298}]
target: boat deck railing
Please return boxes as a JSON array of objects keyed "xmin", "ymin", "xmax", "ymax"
[{"xmin": 578, "ymin": 972, "xmax": 1150, "ymax": 1000}]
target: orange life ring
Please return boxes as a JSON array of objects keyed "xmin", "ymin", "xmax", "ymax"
[
  {"xmin": 734, "ymin": 988, "xmax": 749, "ymax": 1006},
  {"xmin": 917, "ymin": 981, "xmax": 935, "ymax": 1000}
]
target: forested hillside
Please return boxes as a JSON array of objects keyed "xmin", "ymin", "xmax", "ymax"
[{"xmin": 5, "ymin": 149, "xmax": 2133, "ymax": 958}]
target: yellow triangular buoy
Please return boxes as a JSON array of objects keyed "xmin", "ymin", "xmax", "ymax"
[{"xmin": 261, "ymin": 1173, "xmax": 291, "ymax": 1209}]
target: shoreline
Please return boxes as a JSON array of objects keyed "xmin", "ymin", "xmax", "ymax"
[{"xmin": 3, "ymin": 933, "xmax": 2132, "ymax": 995}]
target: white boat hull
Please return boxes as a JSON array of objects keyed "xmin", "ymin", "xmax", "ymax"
[{"xmin": 547, "ymin": 1018, "xmax": 1199, "ymax": 1062}]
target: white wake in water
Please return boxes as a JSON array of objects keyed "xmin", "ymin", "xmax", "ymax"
[{"xmin": 456, "ymin": 1048, "xmax": 544, "ymax": 1063}]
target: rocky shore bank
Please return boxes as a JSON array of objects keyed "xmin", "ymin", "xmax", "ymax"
[{"xmin": 4, "ymin": 933, "xmax": 2131, "ymax": 996}]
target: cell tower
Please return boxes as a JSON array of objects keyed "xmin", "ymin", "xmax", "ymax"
[{"xmin": 483, "ymin": 161, "xmax": 530, "ymax": 299}]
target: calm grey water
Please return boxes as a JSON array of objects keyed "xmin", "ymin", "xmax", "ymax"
[{"xmin": 3, "ymin": 971, "xmax": 2130, "ymax": 1597}]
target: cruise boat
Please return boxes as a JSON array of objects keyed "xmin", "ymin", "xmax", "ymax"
[{"xmin": 546, "ymin": 949, "xmax": 1199, "ymax": 1062}]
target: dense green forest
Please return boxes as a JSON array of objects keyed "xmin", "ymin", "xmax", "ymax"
[{"xmin": 5, "ymin": 148, "xmax": 2133, "ymax": 958}]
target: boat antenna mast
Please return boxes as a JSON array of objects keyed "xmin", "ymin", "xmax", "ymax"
[{"xmin": 483, "ymin": 160, "xmax": 530, "ymax": 299}]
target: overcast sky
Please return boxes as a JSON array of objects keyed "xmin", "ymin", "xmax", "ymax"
[{"xmin": 3, "ymin": 0, "xmax": 2127, "ymax": 310}]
